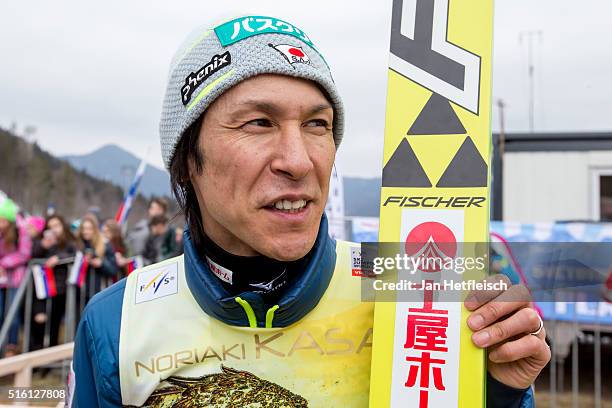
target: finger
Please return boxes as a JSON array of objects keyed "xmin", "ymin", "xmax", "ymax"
[
  {"xmin": 467, "ymin": 284, "xmax": 531, "ymax": 331},
  {"xmin": 471, "ymin": 307, "xmax": 541, "ymax": 347},
  {"xmin": 488, "ymin": 333, "xmax": 551, "ymax": 364},
  {"xmin": 464, "ymin": 274, "xmax": 512, "ymax": 311}
]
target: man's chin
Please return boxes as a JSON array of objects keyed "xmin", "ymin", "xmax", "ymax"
[
  {"xmin": 259, "ymin": 246, "xmax": 307, "ymax": 262},
  {"xmin": 256, "ymin": 235, "xmax": 318, "ymax": 262},
  {"xmin": 248, "ymin": 214, "xmax": 322, "ymax": 260}
]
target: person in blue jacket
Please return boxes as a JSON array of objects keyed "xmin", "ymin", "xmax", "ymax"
[{"xmin": 68, "ymin": 14, "xmax": 550, "ymax": 408}]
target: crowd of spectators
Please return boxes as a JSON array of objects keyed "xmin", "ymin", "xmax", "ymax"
[{"xmin": 0, "ymin": 195, "xmax": 183, "ymax": 358}]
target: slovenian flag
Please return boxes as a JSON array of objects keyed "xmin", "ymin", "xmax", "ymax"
[
  {"xmin": 32, "ymin": 264, "xmax": 58, "ymax": 299},
  {"xmin": 126, "ymin": 256, "xmax": 144, "ymax": 276},
  {"xmin": 115, "ymin": 158, "xmax": 147, "ymax": 226},
  {"xmin": 68, "ymin": 251, "xmax": 89, "ymax": 287}
]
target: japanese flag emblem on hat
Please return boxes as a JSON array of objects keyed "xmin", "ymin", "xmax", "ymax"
[{"xmin": 269, "ymin": 44, "xmax": 311, "ymax": 66}]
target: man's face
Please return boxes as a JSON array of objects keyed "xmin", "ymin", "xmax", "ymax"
[{"xmin": 190, "ymin": 74, "xmax": 336, "ymax": 261}]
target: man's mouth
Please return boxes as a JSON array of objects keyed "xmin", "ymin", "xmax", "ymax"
[{"xmin": 266, "ymin": 199, "xmax": 309, "ymax": 214}]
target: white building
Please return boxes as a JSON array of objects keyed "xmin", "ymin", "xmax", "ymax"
[{"xmin": 493, "ymin": 132, "xmax": 612, "ymax": 223}]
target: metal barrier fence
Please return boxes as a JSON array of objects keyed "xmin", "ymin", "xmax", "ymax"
[
  {"xmin": 544, "ymin": 316, "xmax": 608, "ymax": 408},
  {"xmin": 0, "ymin": 256, "xmax": 120, "ymax": 352},
  {"xmin": 0, "ymin": 256, "xmax": 118, "ymax": 385},
  {"xmin": 0, "ymin": 258, "xmax": 75, "ymax": 354}
]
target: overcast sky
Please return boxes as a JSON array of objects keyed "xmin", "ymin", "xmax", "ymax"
[{"xmin": 1, "ymin": 0, "xmax": 610, "ymax": 177}]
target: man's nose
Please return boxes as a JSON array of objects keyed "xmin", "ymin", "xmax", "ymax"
[{"xmin": 270, "ymin": 123, "xmax": 314, "ymax": 180}]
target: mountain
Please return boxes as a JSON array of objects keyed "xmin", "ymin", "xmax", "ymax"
[
  {"xmin": 0, "ymin": 129, "xmax": 150, "ymax": 222},
  {"xmin": 62, "ymin": 145, "xmax": 171, "ymax": 198}
]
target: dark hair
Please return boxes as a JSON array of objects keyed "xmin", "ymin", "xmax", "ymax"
[
  {"xmin": 148, "ymin": 197, "xmax": 169, "ymax": 214},
  {"xmin": 149, "ymin": 214, "xmax": 169, "ymax": 228},
  {"xmin": 45, "ymin": 214, "xmax": 75, "ymax": 250},
  {"xmin": 169, "ymin": 115, "xmax": 205, "ymax": 248}
]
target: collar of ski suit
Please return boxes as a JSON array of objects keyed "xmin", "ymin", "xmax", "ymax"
[{"xmin": 183, "ymin": 215, "xmax": 336, "ymax": 328}]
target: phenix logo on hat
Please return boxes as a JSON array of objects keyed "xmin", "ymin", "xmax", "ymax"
[
  {"xmin": 181, "ymin": 51, "xmax": 232, "ymax": 106},
  {"xmin": 269, "ymin": 44, "xmax": 311, "ymax": 67}
]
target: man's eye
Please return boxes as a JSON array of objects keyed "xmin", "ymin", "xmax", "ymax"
[
  {"xmin": 305, "ymin": 119, "xmax": 330, "ymax": 128},
  {"xmin": 245, "ymin": 118, "xmax": 273, "ymax": 127}
]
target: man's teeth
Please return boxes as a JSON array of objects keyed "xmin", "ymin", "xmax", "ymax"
[{"xmin": 273, "ymin": 199, "xmax": 307, "ymax": 212}]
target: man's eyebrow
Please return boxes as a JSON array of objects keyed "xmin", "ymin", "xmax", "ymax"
[
  {"xmin": 231, "ymin": 101, "xmax": 333, "ymax": 116},
  {"xmin": 233, "ymin": 101, "xmax": 279, "ymax": 115},
  {"xmin": 307, "ymin": 104, "xmax": 334, "ymax": 115}
]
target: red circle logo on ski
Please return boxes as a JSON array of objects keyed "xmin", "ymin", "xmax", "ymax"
[{"xmin": 405, "ymin": 222, "xmax": 457, "ymax": 272}]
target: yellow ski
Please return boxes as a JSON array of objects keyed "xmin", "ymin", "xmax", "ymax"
[{"xmin": 369, "ymin": 0, "xmax": 494, "ymax": 407}]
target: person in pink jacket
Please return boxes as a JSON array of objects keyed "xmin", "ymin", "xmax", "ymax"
[{"xmin": 0, "ymin": 197, "xmax": 31, "ymax": 356}]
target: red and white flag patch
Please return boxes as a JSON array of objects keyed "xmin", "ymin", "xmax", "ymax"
[{"xmin": 269, "ymin": 44, "xmax": 312, "ymax": 66}]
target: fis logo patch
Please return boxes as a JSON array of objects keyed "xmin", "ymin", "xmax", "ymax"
[
  {"xmin": 135, "ymin": 263, "xmax": 178, "ymax": 304},
  {"xmin": 181, "ymin": 51, "xmax": 231, "ymax": 106},
  {"xmin": 269, "ymin": 44, "xmax": 311, "ymax": 67}
]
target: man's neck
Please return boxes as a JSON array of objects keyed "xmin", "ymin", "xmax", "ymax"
[{"xmin": 197, "ymin": 232, "xmax": 310, "ymax": 305}]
